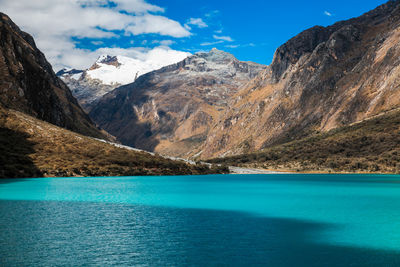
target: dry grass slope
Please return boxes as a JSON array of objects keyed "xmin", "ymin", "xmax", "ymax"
[
  {"xmin": 0, "ymin": 106, "xmax": 228, "ymax": 178},
  {"xmin": 207, "ymin": 109, "xmax": 400, "ymax": 174}
]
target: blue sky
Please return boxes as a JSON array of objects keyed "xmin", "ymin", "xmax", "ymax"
[
  {"xmin": 1, "ymin": 0, "xmax": 388, "ymax": 69},
  {"xmin": 147, "ymin": 0, "xmax": 387, "ymax": 64}
]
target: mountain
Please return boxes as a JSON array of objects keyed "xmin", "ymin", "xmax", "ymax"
[
  {"xmin": 208, "ymin": 107, "xmax": 400, "ymax": 174},
  {"xmin": 58, "ymin": 53, "xmax": 189, "ymax": 112},
  {"xmin": 57, "ymin": 64, "xmax": 117, "ymax": 112},
  {"xmin": 199, "ymin": 0, "xmax": 400, "ymax": 159},
  {"xmin": 0, "ymin": 13, "xmax": 105, "ymax": 139},
  {"xmin": 89, "ymin": 48, "xmax": 265, "ymax": 157},
  {"xmin": 0, "ymin": 13, "xmax": 226, "ymax": 178},
  {"xmin": 0, "ymin": 105, "xmax": 227, "ymax": 178}
]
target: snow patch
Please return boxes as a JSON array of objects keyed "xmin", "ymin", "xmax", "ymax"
[{"xmin": 86, "ymin": 50, "xmax": 190, "ymax": 86}]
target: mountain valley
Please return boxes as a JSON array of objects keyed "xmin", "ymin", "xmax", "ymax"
[{"xmin": 2, "ymin": 1, "xmax": 400, "ymax": 176}]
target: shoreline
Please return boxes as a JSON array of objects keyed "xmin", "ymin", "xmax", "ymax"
[
  {"xmin": 229, "ymin": 166, "xmax": 400, "ymax": 175},
  {"xmin": 228, "ymin": 166, "xmax": 290, "ymax": 174}
]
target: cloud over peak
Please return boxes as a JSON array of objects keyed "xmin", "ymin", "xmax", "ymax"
[{"xmin": 0, "ymin": 0, "xmax": 191, "ymax": 69}]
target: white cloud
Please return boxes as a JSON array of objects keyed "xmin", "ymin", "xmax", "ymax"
[
  {"xmin": 125, "ymin": 14, "xmax": 190, "ymax": 37},
  {"xmin": 324, "ymin": 11, "xmax": 333, "ymax": 17},
  {"xmin": 200, "ymin": 40, "xmax": 224, "ymax": 46},
  {"xmin": 110, "ymin": 0, "xmax": 164, "ymax": 14},
  {"xmin": 185, "ymin": 18, "xmax": 208, "ymax": 29},
  {"xmin": 57, "ymin": 46, "xmax": 191, "ymax": 71},
  {"xmin": 225, "ymin": 44, "xmax": 239, "ymax": 49},
  {"xmin": 91, "ymin": 40, "xmax": 104, "ymax": 46},
  {"xmin": 213, "ymin": 35, "xmax": 234, "ymax": 42},
  {"xmin": 152, "ymin": 40, "xmax": 175, "ymax": 46},
  {"xmin": 0, "ymin": 0, "xmax": 191, "ymax": 70}
]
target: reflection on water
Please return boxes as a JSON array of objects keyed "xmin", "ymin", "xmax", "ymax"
[{"xmin": 1, "ymin": 174, "xmax": 400, "ymax": 266}]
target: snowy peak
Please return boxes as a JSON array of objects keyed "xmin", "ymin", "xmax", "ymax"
[
  {"xmin": 195, "ymin": 48, "xmax": 236, "ymax": 63},
  {"xmin": 97, "ymin": 54, "xmax": 118, "ymax": 64},
  {"xmin": 58, "ymin": 50, "xmax": 191, "ymax": 110},
  {"xmin": 85, "ymin": 52, "xmax": 190, "ymax": 86},
  {"xmin": 179, "ymin": 48, "xmax": 263, "ymax": 75},
  {"xmin": 86, "ymin": 55, "xmax": 143, "ymax": 85},
  {"xmin": 91, "ymin": 55, "xmax": 121, "ymax": 69}
]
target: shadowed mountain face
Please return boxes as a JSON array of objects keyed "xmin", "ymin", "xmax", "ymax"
[
  {"xmin": 200, "ymin": 0, "xmax": 400, "ymax": 159},
  {"xmin": 0, "ymin": 127, "xmax": 42, "ymax": 178},
  {"xmin": 90, "ymin": 48, "xmax": 265, "ymax": 156},
  {"xmin": 0, "ymin": 13, "xmax": 105, "ymax": 139},
  {"xmin": 0, "ymin": 105, "xmax": 226, "ymax": 178}
]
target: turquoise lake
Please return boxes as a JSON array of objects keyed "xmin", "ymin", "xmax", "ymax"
[{"xmin": 1, "ymin": 174, "xmax": 400, "ymax": 266}]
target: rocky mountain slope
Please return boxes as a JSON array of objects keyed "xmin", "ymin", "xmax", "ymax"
[
  {"xmin": 200, "ymin": 0, "xmax": 400, "ymax": 159},
  {"xmin": 57, "ymin": 65, "xmax": 117, "ymax": 112},
  {"xmin": 89, "ymin": 48, "xmax": 265, "ymax": 157},
  {"xmin": 208, "ymin": 107, "xmax": 400, "ymax": 174},
  {"xmin": 0, "ymin": 105, "xmax": 227, "ymax": 178},
  {"xmin": 0, "ymin": 13, "xmax": 105, "ymax": 139},
  {"xmin": 0, "ymin": 13, "xmax": 226, "ymax": 178},
  {"xmin": 58, "ymin": 53, "xmax": 189, "ymax": 112}
]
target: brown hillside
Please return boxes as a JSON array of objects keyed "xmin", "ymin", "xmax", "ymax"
[
  {"xmin": 0, "ymin": 106, "xmax": 227, "ymax": 178},
  {"xmin": 207, "ymin": 108, "xmax": 400, "ymax": 174},
  {"xmin": 200, "ymin": 1, "xmax": 400, "ymax": 159}
]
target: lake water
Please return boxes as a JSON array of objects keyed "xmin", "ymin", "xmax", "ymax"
[{"xmin": 1, "ymin": 174, "xmax": 400, "ymax": 266}]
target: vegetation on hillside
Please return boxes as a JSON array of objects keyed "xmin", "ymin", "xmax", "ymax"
[
  {"xmin": 207, "ymin": 109, "xmax": 400, "ymax": 174},
  {"xmin": 0, "ymin": 106, "xmax": 228, "ymax": 178}
]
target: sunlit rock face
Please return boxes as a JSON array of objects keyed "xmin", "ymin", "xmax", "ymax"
[{"xmin": 200, "ymin": 1, "xmax": 400, "ymax": 159}]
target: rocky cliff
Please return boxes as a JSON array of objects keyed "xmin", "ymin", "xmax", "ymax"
[
  {"xmin": 200, "ymin": 0, "xmax": 400, "ymax": 159},
  {"xmin": 90, "ymin": 48, "xmax": 265, "ymax": 157},
  {"xmin": 0, "ymin": 13, "xmax": 105, "ymax": 139}
]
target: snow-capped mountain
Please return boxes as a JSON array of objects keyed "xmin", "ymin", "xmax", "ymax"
[
  {"xmin": 89, "ymin": 48, "xmax": 266, "ymax": 156},
  {"xmin": 58, "ymin": 52, "xmax": 190, "ymax": 111},
  {"xmin": 87, "ymin": 54, "xmax": 189, "ymax": 85}
]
